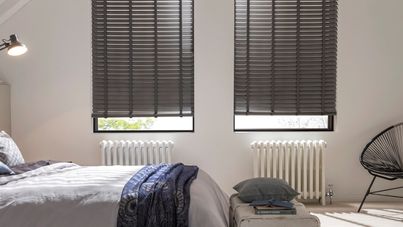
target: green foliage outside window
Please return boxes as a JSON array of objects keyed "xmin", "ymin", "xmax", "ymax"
[{"xmin": 98, "ymin": 118, "xmax": 155, "ymax": 130}]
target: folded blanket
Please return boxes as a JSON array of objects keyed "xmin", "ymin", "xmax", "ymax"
[{"xmin": 117, "ymin": 163, "xmax": 199, "ymax": 227}]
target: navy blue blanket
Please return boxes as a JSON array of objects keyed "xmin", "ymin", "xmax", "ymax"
[{"xmin": 117, "ymin": 163, "xmax": 199, "ymax": 227}]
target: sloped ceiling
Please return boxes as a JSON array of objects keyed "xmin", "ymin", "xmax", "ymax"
[{"xmin": 0, "ymin": 0, "xmax": 32, "ymax": 25}]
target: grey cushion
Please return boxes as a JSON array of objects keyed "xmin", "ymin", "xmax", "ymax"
[
  {"xmin": 233, "ymin": 178, "xmax": 299, "ymax": 202},
  {"xmin": 0, "ymin": 160, "xmax": 14, "ymax": 175},
  {"xmin": 0, "ymin": 131, "xmax": 25, "ymax": 166}
]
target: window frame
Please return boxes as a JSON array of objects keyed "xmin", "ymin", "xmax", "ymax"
[
  {"xmin": 93, "ymin": 117, "xmax": 195, "ymax": 133},
  {"xmin": 233, "ymin": 0, "xmax": 338, "ymax": 126},
  {"xmin": 233, "ymin": 0, "xmax": 338, "ymax": 129},
  {"xmin": 91, "ymin": 0, "xmax": 195, "ymax": 120},
  {"xmin": 233, "ymin": 115, "xmax": 334, "ymax": 132}
]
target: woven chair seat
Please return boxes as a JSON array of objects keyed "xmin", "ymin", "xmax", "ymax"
[{"xmin": 367, "ymin": 169, "xmax": 403, "ymax": 179}]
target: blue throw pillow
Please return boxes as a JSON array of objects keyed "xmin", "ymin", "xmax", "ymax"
[
  {"xmin": 0, "ymin": 160, "xmax": 14, "ymax": 175},
  {"xmin": 233, "ymin": 178, "xmax": 299, "ymax": 202}
]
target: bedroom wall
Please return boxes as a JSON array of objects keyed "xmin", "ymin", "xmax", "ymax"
[{"xmin": 0, "ymin": 0, "xmax": 403, "ymax": 201}]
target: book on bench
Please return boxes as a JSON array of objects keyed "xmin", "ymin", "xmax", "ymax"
[
  {"xmin": 249, "ymin": 199, "xmax": 296, "ymax": 215},
  {"xmin": 253, "ymin": 205, "xmax": 297, "ymax": 215}
]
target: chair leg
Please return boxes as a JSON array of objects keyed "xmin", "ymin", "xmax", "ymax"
[{"xmin": 357, "ymin": 176, "xmax": 376, "ymax": 213}]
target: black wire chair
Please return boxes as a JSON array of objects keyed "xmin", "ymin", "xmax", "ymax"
[{"xmin": 358, "ymin": 122, "xmax": 403, "ymax": 212}]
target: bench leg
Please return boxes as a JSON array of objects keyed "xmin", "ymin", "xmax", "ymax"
[{"xmin": 357, "ymin": 176, "xmax": 376, "ymax": 213}]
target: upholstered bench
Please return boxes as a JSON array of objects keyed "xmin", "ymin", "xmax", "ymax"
[{"xmin": 230, "ymin": 195, "xmax": 320, "ymax": 227}]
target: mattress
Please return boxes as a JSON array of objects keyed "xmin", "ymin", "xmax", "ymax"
[{"xmin": 0, "ymin": 163, "xmax": 229, "ymax": 227}]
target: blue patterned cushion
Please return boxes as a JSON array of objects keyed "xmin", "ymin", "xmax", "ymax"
[
  {"xmin": 0, "ymin": 160, "xmax": 14, "ymax": 175},
  {"xmin": 0, "ymin": 131, "xmax": 25, "ymax": 166}
]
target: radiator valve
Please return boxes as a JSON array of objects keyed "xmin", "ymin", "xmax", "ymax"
[{"xmin": 325, "ymin": 184, "xmax": 334, "ymax": 205}]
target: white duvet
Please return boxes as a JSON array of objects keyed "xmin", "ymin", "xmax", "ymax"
[{"xmin": 0, "ymin": 163, "xmax": 229, "ymax": 227}]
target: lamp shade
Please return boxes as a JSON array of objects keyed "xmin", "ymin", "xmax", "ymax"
[{"xmin": 7, "ymin": 34, "xmax": 27, "ymax": 56}]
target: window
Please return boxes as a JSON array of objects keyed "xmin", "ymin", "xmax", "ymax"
[
  {"xmin": 235, "ymin": 115, "xmax": 333, "ymax": 131},
  {"xmin": 92, "ymin": 0, "xmax": 194, "ymax": 132},
  {"xmin": 94, "ymin": 117, "xmax": 193, "ymax": 132},
  {"xmin": 234, "ymin": 0, "xmax": 338, "ymax": 131}
]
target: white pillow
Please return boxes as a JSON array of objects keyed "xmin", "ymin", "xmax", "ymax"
[{"xmin": 0, "ymin": 131, "xmax": 25, "ymax": 166}]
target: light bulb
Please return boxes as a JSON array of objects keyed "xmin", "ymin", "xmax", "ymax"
[{"xmin": 7, "ymin": 44, "xmax": 27, "ymax": 56}]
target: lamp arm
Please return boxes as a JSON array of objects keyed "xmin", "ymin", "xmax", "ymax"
[{"xmin": 0, "ymin": 42, "xmax": 9, "ymax": 51}]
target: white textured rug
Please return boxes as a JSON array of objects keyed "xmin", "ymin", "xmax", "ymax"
[
  {"xmin": 307, "ymin": 203, "xmax": 403, "ymax": 227},
  {"xmin": 312, "ymin": 209, "xmax": 403, "ymax": 227}
]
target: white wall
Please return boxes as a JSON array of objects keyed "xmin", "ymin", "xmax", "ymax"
[
  {"xmin": 1, "ymin": 0, "xmax": 403, "ymax": 201},
  {"xmin": 0, "ymin": 81, "xmax": 11, "ymax": 134}
]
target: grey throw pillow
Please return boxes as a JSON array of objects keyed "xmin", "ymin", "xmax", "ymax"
[
  {"xmin": 0, "ymin": 131, "xmax": 25, "ymax": 166},
  {"xmin": 0, "ymin": 160, "xmax": 14, "ymax": 175},
  {"xmin": 233, "ymin": 178, "xmax": 299, "ymax": 202}
]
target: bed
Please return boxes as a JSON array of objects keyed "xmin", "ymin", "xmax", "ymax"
[{"xmin": 0, "ymin": 162, "xmax": 229, "ymax": 227}]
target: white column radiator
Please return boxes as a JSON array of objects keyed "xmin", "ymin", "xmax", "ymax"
[
  {"xmin": 100, "ymin": 140, "xmax": 173, "ymax": 166},
  {"xmin": 251, "ymin": 140, "xmax": 326, "ymax": 205}
]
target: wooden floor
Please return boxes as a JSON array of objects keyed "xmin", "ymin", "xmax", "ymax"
[{"xmin": 305, "ymin": 202, "xmax": 403, "ymax": 227}]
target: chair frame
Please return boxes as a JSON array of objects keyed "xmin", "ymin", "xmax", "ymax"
[{"xmin": 358, "ymin": 123, "xmax": 403, "ymax": 213}]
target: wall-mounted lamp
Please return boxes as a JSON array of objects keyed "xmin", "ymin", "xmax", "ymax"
[{"xmin": 0, "ymin": 34, "xmax": 27, "ymax": 56}]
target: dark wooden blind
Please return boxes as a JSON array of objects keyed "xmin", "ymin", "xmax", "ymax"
[
  {"xmin": 92, "ymin": 0, "xmax": 194, "ymax": 118},
  {"xmin": 234, "ymin": 0, "xmax": 338, "ymax": 115}
]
